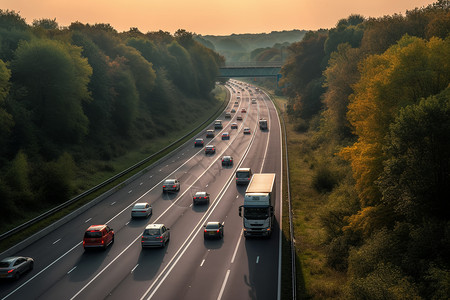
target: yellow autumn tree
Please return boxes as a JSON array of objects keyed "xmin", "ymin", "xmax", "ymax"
[{"xmin": 341, "ymin": 34, "xmax": 450, "ymax": 212}]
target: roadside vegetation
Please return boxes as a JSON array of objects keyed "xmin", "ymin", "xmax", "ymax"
[
  {"xmin": 272, "ymin": 1, "xmax": 450, "ymax": 299},
  {"xmin": 0, "ymin": 10, "xmax": 225, "ymax": 235}
]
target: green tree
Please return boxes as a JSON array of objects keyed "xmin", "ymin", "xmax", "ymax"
[
  {"xmin": 379, "ymin": 87, "xmax": 450, "ymax": 222},
  {"xmin": 0, "ymin": 60, "xmax": 13, "ymax": 153},
  {"xmin": 11, "ymin": 39, "xmax": 92, "ymax": 145}
]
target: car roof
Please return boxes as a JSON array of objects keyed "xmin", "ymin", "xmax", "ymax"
[
  {"xmin": 87, "ymin": 225, "xmax": 107, "ymax": 231},
  {"xmin": 206, "ymin": 221, "xmax": 221, "ymax": 226},
  {"xmin": 145, "ymin": 224, "xmax": 164, "ymax": 229},
  {"xmin": 1, "ymin": 257, "xmax": 23, "ymax": 263},
  {"xmin": 223, "ymin": 156, "xmax": 232, "ymax": 159},
  {"xmin": 195, "ymin": 138, "xmax": 203, "ymax": 141},
  {"xmin": 206, "ymin": 145, "xmax": 214, "ymax": 147},
  {"xmin": 133, "ymin": 202, "xmax": 149, "ymax": 207}
]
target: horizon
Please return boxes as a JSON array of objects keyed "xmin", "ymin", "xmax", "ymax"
[{"xmin": 0, "ymin": 0, "xmax": 437, "ymax": 36}]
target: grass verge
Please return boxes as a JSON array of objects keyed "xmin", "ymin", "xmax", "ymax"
[{"xmin": 270, "ymin": 91, "xmax": 346, "ymax": 299}]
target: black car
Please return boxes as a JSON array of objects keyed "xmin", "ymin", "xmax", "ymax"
[
  {"xmin": 205, "ymin": 145, "xmax": 215, "ymax": 154},
  {"xmin": 194, "ymin": 138, "xmax": 204, "ymax": 147},
  {"xmin": 222, "ymin": 156, "xmax": 233, "ymax": 166},
  {"xmin": 193, "ymin": 192, "xmax": 210, "ymax": 205},
  {"xmin": 204, "ymin": 222, "xmax": 224, "ymax": 239}
]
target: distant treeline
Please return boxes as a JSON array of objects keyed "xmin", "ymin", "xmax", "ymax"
[
  {"xmin": 195, "ymin": 30, "xmax": 306, "ymax": 62},
  {"xmin": 281, "ymin": 1, "xmax": 449, "ymax": 298},
  {"xmin": 0, "ymin": 10, "xmax": 224, "ymax": 228}
]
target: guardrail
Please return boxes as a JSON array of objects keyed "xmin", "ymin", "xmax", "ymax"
[{"xmin": 0, "ymin": 88, "xmax": 230, "ymax": 244}]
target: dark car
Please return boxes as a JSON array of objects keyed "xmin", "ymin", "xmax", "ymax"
[
  {"xmin": 194, "ymin": 138, "xmax": 204, "ymax": 147},
  {"xmin": 193, "ymin": 191, "xmax": 210, "ymax": 205},
  {"xmin": 205, "ymin": 145, "xmax": 215, "ymax": 154},
  {"xmin": 236, "ymin": 115, "xmax": 243, "ymax": 121},
  {"xmin": 162, "ymin": 179, "xmax": 180, "ymax": 193},
  {"xmin": 204, "ymin": 222, "xmax": 224, "ymax": 239},
  {"xmin": 222, "ymin": 156, "xmax": 233, "ymax": 166},
  {"xmin": 206, "ymin": 130, "xmax": 214, "ymax": 138},
  {"xmin": 83, "ymin": 225, "xmax": 114, "ymax": 250},
  {"xmin": 0, "ymin": 257, "xmax": 34, "ymax": 280},
  {"xmin": 221, "ymin": 132, "xmax": 230, "ymax": 140}
]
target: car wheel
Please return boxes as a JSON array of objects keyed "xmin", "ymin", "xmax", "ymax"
[
  {"xmin": 29, "ymin": 261, "xmax": 34, "ymax": 271},
  {"xmin": 112, "ymin": 235, "xmax": 115, "ymax": 244}
]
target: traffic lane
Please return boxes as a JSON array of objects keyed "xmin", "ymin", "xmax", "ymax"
[
  {"xmin": 32, "ymin": 107, "xmax": 260, "ymax": 298},
  {"xmin": 80, "ymin": 137, "xmax": 256, "ymax": 299},
  {"xmin": 146, "ymin": 191, "xmax": 246, "ymax": 300}
]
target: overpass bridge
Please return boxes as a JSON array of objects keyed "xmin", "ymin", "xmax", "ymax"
[{"xmin": 218, "ymin": 62, "xmax": 283, "ymax": 85}]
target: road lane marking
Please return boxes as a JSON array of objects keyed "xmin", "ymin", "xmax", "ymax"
[
  {"xmin": 131, "ymin": 264, "xmax": 139, "ymax": 273},
  {"xmin": 231, "ymin": 230, "xmax": 243, "ymax": 264},
  {"xmin": 200, "ymin": 259, "xmax": 205, "ymax": 267},
  {"xmin": 67, "ymin": 266, "xmax": 77, "ymax": 274},
  {"xmin": 52, "ymin": 239, "xmax": 61, "ymax": 245},
  {"xmin": 110, "ymin": 202, "xmax": 116, "ymax": 206},
  {"xmin": 140, "ymin": 182, "xmax": 143, "ymax": 185},
  {"xmin": 128, "ymin": 190, "xmax": 132, "ymax": 194},
  {"xmin": 84, "ymin": 218, "xmax": 92, "ymax": 223},
  {"xmin": 256, "ymin": 256, "xmax": 260, "ymax": 264},
  {"xmin": 217, "ymin": 270, "xmax": 230, "ymax": 300},
  {"xmin": 236, "ymin": 195, "xmax": 239, "ymax": 198}
]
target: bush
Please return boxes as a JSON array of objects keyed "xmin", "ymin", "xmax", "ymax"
[{"xmin": 312, "ymin": 165, "xmax": 338, "ymax": 193}]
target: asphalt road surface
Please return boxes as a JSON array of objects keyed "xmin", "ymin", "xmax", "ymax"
[{"xmin": 0, "ymin": 80, "xmax": 283, "ymax": 300}]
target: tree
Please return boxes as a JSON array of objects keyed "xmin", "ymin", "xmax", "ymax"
[
  {"xmin": 11, "ymin": 39, "xmax": 92, "ymax": 145},
  {"xmin": 0, "ymin": 59, "xmax": 13, "ymax": 153},
  {"xmin": 341, "ymin": 35, "xmax": 450, "ymax": 208},
  {"xmin": 379, "ymin": 87, "xmax": 450, "ymax": 222}
]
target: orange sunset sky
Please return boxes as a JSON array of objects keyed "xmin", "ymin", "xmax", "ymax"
[{"xmin": 0, "ymin": 0, "xmax": 437, "ymax": 35}]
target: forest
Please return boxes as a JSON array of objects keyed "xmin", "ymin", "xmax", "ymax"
[
  {"xmin": 0, "ymin": 10, "xmax": 224, "ymax": 231},
  {"xmin": 280, "ymin": 1, "xmax": 449, "ymax": 298}
]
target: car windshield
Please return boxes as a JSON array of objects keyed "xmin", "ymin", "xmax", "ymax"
[
  {"xmin": 84, "ymin": 231, "xmax": 102, "ymax": 238},
  {"xmin": 244, "ymin": 207, "xmax": 269, "ymax": 219},
  {"xmin": 206, "ymin": 223, "xmax": 219, "ymax": 229},
  {"xmin": 195, "ymin": 193, "xmax": 206, "ymax": 197},
  {"xmin": 164, "ymin": 180, "xmax": 174, "ymax": 185},
  {"xmin": 144, "ymin": 228, "xmax": 161, "ymax": 236}
]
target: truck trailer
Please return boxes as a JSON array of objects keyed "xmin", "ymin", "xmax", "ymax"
[
  {"xmin": 239, "ymin": 173, "xmax": 276, "ymax": 238},
  {"xmin": 259, "ymin": 118, "xmax": 268, "ymax": 130}
]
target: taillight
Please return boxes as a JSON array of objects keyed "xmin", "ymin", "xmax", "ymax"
[
  {"xmin": 204, "ymin": 197, "xmax": 207, "ymax": 199},
  {"xmin": 101, "ymin": 240, "xmax": 104, "ymax": 244},
  {"xmin": 172, "ymin": 185, "xmax": 176, "ymax": 188},
  {"xmin": 8, "ymin": 269, "xmax": 13, "ymax": 273},
  {"xmin": 204, "ymin": 229, "xmax": 207, "ymax": 233},
  {"xmin": 193, "ymin": 197, "xmax": 197, "ymax": 199},
  {"xmin": 163, "ymin": 185, "xmax": 166, "ymax": 188},
  {"xmin": 216, "ymin": 230, "xmax": 220, "ymax": 233}
]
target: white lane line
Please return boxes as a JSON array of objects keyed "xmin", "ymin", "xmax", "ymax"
[
  {"xmin": 256, "ymin": 256, "xmax": 260, "ymax": 264},
  {"xmin": 125, "ymin": 221, "xmax": 130, "ymax": 226},
  {"xmin": 200, "ymin": 259, "xmax": 205, "ymax": 267},
  {"xmin": 52, "ymin": 239, "xmax": 61, "ymax": 245},
  {"xmin": 236, "ymin": 195, "xmax": 239, "ymax": 198},
  {"xmin": 206, "ymin": 184, "xmax": 208, "ymax": 188},
  {"xmin": 67, "ymin": 266, "xmax": 77, "ymax": 274},
  {"xmin": 150, "ymin": 175, "xmax": 153, "ymax": 178},
  {"xmin": 110, "ymin": 202, "xmax": 116, "ymax": 206},
  {"xmin": 140, "ymin": 182, "xmax": 143, "ymax": 185},
  {"xmin": 231, "ymin": 230, "xmax": 243, "ymax": 264},
  {"xmin": 131, "ymin": 264, "xmax": 139, "ymax": 273},
  {"xmin": 84, "ymin": 218, "xmax": 92, "ymax": 223},
  {"xmin": 217, "ymin": 270, "xmax": 231, "ymax": 300},
  {"xmin": 128, "ymin": 190, "xmax": 132, "ymax": 194}
]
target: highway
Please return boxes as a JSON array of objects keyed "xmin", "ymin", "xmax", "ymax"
[{"xmin": 0, "ymin": 80, "xmax": 283, "ymax": 300}]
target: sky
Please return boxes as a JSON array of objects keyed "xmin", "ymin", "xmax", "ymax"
[{"xmin": 0, "ymin": 0, "xmax": 437, "ymax": 35}]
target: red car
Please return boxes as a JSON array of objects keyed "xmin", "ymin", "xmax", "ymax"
[
  {"xmin": 83, "ymin": 225, "xmax": 114, "ymax": 250},
  {"xmin": 241, "ymin": 108, "xmax": 247, "ymax": 113}
]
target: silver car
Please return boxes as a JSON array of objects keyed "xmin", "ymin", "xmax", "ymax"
[
  {"xmin": 131, "ymin": 202, "xmax": 152, "ymax": 218},
  {"xmin": 162, "ymin": 179, "xmax": 180, "ymax": 193},
  {"xmin": 141, "ymin": 224, "xmax": 170, "ymax": 248},
  {"xmin": 0, "ymin": 256, "xmax": 34, "ymax": 280}
]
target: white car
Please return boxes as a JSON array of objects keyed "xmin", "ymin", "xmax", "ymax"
[{"xmin": 131, "ymin": 202, "xmax": 152, "ymax": 218}]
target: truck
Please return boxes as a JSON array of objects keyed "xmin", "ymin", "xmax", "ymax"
[
  {"xmin": 259, "ymin": 118, "xmax": 268, "ymax": 130},
  {"xmin": 239, "ymin": 173, "xmax": 276, "ymax": 238}
]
